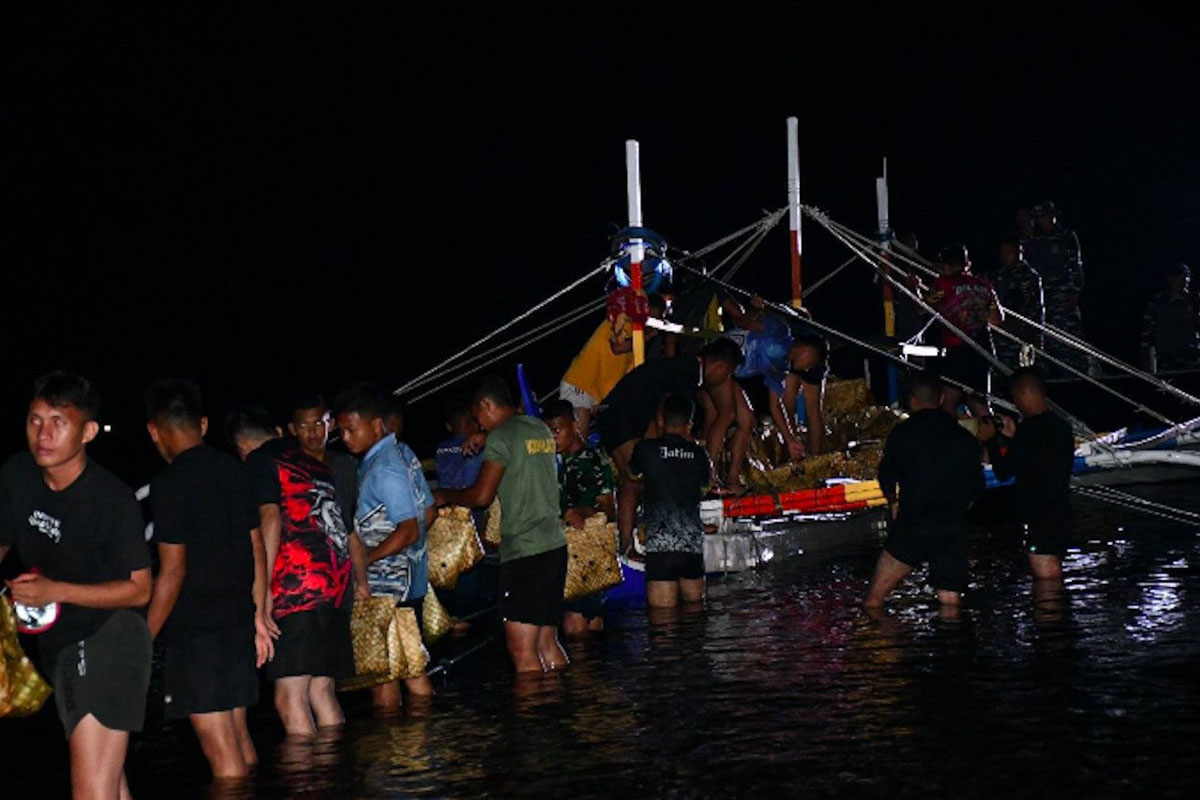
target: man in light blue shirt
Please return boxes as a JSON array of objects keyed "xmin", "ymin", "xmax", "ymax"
[{"xmin": 334, "ymin": 383, "xmax": 434, "ymax": 710}]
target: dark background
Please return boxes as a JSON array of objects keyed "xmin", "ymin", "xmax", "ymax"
[{"xmin": 2, "ymin": 7, "xmax": 1197, "ymax": 484}]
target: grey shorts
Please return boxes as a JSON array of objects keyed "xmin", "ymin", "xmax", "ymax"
[{"xmin": 53, "ymin": 610, "xmax": 152, "ymax": 738}]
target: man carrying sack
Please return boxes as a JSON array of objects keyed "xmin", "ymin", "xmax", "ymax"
[{"xmin": 434, "ymin": 375, "xmax": 569, "ymax": 674}]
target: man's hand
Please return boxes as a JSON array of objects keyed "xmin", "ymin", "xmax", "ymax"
[
  {"xmin": 462, "ymin": 432, "xmax": 487, "ymax": 456},
  {"xmin": 6, "ymin": 573, "xmax": 60, "ymax": 606},
  {"xmin": 262, "ymin": 595, "xmax": 281, "ymax": 637},
  {"xmin": 785, "ymin": 439, "xmax": 806, "ymax": 461},
  {"xmin": 355, "ymin": 582, "xmax": 371, "ymax": 601},
  {"xmin": 976, "ymin": 417, "xmax": 997, "ymax": 442},
  {"xmin": 564, "ymin": 508, "xmax": 586, "ymax": 530},
  {"xmin": 254, "ymin": 613, "xmax": 275, "ymax": 668},
  {"xmin": 1000, "ymin": 415, "xmax": 1018, "ymax": 438}
]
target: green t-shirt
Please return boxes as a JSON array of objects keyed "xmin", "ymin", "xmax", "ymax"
[{"xmin": 483, "ymin": 414, "xmax": 567, "ymax": 563}]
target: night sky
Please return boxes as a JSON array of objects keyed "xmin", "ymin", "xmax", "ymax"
[{"xmin": 2, "ymin": 8, "xmax": 1197, "ymax": 483}]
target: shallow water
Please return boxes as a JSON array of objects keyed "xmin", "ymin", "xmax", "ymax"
[{"xmin": 5, "ymin": 484, "xmax": 1200, "ymax": 797}]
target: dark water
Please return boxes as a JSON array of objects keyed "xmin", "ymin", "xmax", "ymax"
[{"xmin": 6, "ymin": 484, "xmax": 1200, "ymax": 798}]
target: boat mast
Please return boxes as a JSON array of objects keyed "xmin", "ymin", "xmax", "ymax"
[
  {"xmin": 787, "ymin": 117, "xmax": 803, "ymax": 308},
  {"xmin": 876, "ymin": 157, "xmax": 898, "ymax": 403},
  {"xmin": 626, "ymin": 139, "xmax": 646, "ymax": 366}
]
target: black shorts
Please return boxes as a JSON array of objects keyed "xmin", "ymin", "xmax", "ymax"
[
  {"xmin": 266, "ymin": 607, "xmax": 355, "ymax": 681},
  {"xmin": 163, "ymin": 617, "xmax": 259, "ymax": 720},
  {"xmin": 564, "ymin": 590, "xmax": 605, "ymax": 620},
  {"xmin": 645, "ymin": 551, "xmax": 706, "ymax": 582},
  {"xmin": 940, "ymin": 345, "xmax": 991, "ymax": 396},
  {"xmin": 1024, "ymin": 520, "xmax": 1070, "ymax": 557},
  {"xmin": 884, "ymin": 524, "xmax": 968, "ymax": 593},
  {"xmin": 52, "ymin": 610, "xmax": 151, "ymax": 738},
  {"xmin": 499, "ymin": 546, "xmax": 568, "ymax": 627}
]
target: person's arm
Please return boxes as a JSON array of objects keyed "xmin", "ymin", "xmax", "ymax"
[
  {"xmin": 7, "ymin": 567, "xmax": 151, "ymax": 610},
  {"xmin": 803, "ymin": 380, "xmax": 823, "ymax": 457},
  {"xmin": 368, "ymin": 518, "xmax": 419, "ymax": 564},
  {"xmin": 721, "ymin": 296, "xmax": 764, "ymax": 332},
  {"xmin": 1067, "ymin": 231, "xmax": 1084, "ymax": 294},
  {"xmin": 258, "ymin": 503, "xmax": 282, "ymax": 621},
  {"xmin": 349, "ymin": 530, "xmax": 370, "ymax": 599},
  {"xmin": 0, "ymin": 545, "xmax": 9, "ymax": 564},
  {"xmin": 146, "ymin": 542, "xmax": 185, "ymax": 638},
  {"xmin": 250, "ymin": 527, "xmax": 268, "ymax": 621},
  {"xmin": 435, "ymin": 460, "xmax": 506, "ymax": 510}
]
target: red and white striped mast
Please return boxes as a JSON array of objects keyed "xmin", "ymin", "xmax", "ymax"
[
  {"xmin": 626, "ymin": 139, "xmax": 646, "ymax": 366},
  {"xmin": 787, "ymin": 117, "xmax": 803, "ymax": 308}
]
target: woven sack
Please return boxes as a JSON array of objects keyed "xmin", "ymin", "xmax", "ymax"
[
  {"xmin": 339, "ymin": 596, "xmax": 404, "ymax": 692},
  {"xmin": 422, "ymin": 587, "xmax": 453, "ymax": 645},
  {"xmin": 393, "ymin": 606, "xmax": 429, "ymax": 680},
  {"xmin": 563, "ymin": 514, "xmax": 623, "ymax": 601},
  {"xmin": 427, "ymin": 506, "xmax": 485, "ymax": 590},
  {"xmin": 0, "ymin": 595, "xmax": 53, "ymax": 717},
  {"xmin": 483, "ymin": 498, "xmax": 502, "ymax": 546}
]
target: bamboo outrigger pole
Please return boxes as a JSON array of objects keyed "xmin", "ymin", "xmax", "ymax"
[
  {"xmin": 626, "ymin": 139, "xmax": 646, "ymax": 366},
  {"xmin": 787, "ymin": 117, "xmax": 803, "ymax": 307}
]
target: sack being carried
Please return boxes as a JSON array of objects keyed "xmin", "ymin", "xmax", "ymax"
[
  {"xmin": 427, "ymin": 506, "xmax": 485, "ymax": 590},
  {"xmin": 338, "ymin": 597, "xmax": 428, "ymax": 692},
  {"xmin": 563, "ymin": 514, "xmax": 623, "ymax": 601},
  {"xmin": 0, "ymin": 594, "xmax": 53, "ymax": 718}
]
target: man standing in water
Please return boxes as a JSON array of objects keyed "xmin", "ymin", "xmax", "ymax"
[
  {"xmin": 977, "ymin": 368, "xmax": 1074, "ymax": 579},
  {"xmin": 433, "ymin": 376, "xmax": 569, "ymax": 673},
  {"xmin": 145, "ymin": 379, "xmax": 261, "ymax": 779},
  {"xmin": 865, "ymin": 372, "xmax": 984, "ymax": 609},
  {"xmin": 0, "ymin": 372, "xmax": 152, "ymax": 800},
  {"xmin": 630, "ymin": 394, "xmax": 712, "ymax": 608},
  {"xmin": 335, "ymin": 383, "xmax": 435, "ymax": 709},
  {"xmin": 244, "ymin": 394, "xmax": 366, "ymax": 736}
]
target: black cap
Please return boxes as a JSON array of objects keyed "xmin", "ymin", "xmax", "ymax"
[{"xmin": 1032, "ymin": 201, "xmax": 1057, "ymax": 216}]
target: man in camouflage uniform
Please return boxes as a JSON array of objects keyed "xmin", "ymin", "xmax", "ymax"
[
  {"xmin": 1022, "ymin": 201, "xmax": 1088, "ymax": 373},
  {"xmin": 1141, "ymin": 263, "xmax": 1200, "ymax": 371},
  {"xmin": 991, "ymin": 240, "xmax": 1044, "ymax": 370}
]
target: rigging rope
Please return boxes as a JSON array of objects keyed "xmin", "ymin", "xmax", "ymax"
[{"xmin": 396, "ymin": 262, "xmax": 611, "ymax": 395}]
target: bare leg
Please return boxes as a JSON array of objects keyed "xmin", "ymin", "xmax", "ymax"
[
  {"xmin": 190, "ymin": 710, "xmax": 250, "ymax": 779},
  {"xmin": 307, "ymin": 677, "xmax": 345, "ymax": 728},
  {"xmin": 863, "ymin": 549, "xmax": 913, "ymax": 608},
  {"xmin": 504, "ymin": 620, "xmax": 545, "ymax": 672},
  {"xmin": 537, "ymin": 625, "xmax": 568, "ymax": 671},
  {"xmin": 726, "ymin": 385, "xmax": 755, "ymax": 490},
  {"xmin": 678, "ymin": 577, "xmax": 705, "ymax": 604},
  {"xmin": 1029, "ymin": 553, "xmax": 1063, "ymax": 580},
  {"xmin": 231, "ymin": 706, "xmax": 257, "ymax": 768},
  {"xmin": 936, "ymin": 589, "xmax": 962, "ymax": 606},
  {"xmin": 369, "ymin": 681, "xmax": 402, "ymax": 715},
  {"xmin": 647, "ymin": 580, "xmax": 680, "ymax": 608},
  {"xmin": 69, "ymin": 714, "xmax": 129, "ymax": 800},
  {"xmin": 275, "ymin": 676, "xmax": 317, "ymax": 738},
  {"xmin": 561, "ymin": 611, "xmax": 589, "ymax": 637},
  {"xmin": 404, "ymin": 674, "xmax": 434, "ymax": 697}
]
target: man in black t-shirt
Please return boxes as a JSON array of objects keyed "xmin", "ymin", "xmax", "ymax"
[
  {"xmin": 629, "ymin": 394, "xmax": 712, "ymax": 608},
  {"xmin": 865, "ymin": 372, "xmax": 984, "ymax": 609},
  {"xmin": 145, "ymin": 379, "xmax": 262, "ymax": 779},
  {"xmin": 595, "ymin": 338, "xmax": 740, "ymax": 553},
  {"xmin": 977, "ymin": 368, "xmax": 1074, "ymax": 580},
  {"xmin": 0, "ymin": 372, "xmax": 152, "ymax": 799}
]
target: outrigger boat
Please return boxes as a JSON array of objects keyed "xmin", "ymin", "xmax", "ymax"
[{"xmin": 396, "ymin": 117, "xmax": 1200, "ymax": 599}]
